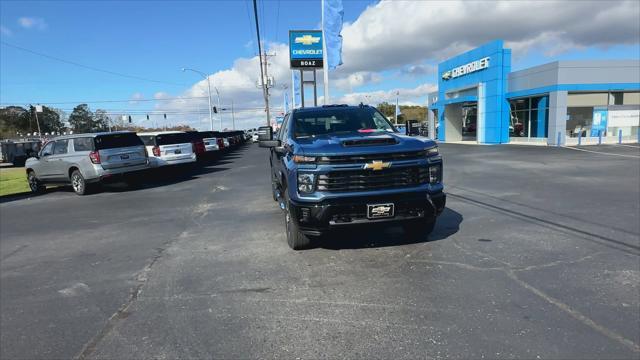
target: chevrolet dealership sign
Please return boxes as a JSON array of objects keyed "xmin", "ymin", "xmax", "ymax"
[
  {"xmin": 289, "ymin": 30, "xmax": 324, "ymax": 69},
  {"xmin": 442, "ymin": 57, "xmax": 490, "ymax": 80}
]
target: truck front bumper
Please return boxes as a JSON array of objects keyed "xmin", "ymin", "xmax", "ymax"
[{"xmin": 288, "ymin": 191, "xmax": 446, "ymax": 236}]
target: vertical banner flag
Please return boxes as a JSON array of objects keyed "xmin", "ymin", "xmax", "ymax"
[
  {"xmin": 395, "ymin": 93, "xmax": 401, "ymax": 118},
  {"xmin": 322, "ymin": 0, "xmax": 344, "ymax": 70},
  {"xmin": 293, "ymin": 71, "xmax": 301, "ymax": 108},
  {"xmin": 284, "ymin": 90, "xmax": 290, "ymax": 114}
]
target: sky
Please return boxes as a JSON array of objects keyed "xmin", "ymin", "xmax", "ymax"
[{"xmin": 1, "ymin": 0, "xmax": 639, "ymax": 130}]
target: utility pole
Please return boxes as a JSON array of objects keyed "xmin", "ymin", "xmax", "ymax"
[
  {"xmin": 262, "ymin": 52, "xmax": 272, "ymax": 127},
  {"xmin": 33, "ymin": 105, "xmax": 43, "ymax": 138}
]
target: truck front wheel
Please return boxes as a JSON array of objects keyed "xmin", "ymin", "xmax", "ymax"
[
  {"xmin": 284, "ymin": 201, "xmax": 312, "ymax": 250},
  {"xmin": 404, "ymin": 218, "xmax": 436, "ymax": 240}
]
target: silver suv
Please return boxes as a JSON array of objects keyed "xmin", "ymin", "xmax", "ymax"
[{"xmin": 25, "ymin": 132, "xmax": 149, "ymax": 195}]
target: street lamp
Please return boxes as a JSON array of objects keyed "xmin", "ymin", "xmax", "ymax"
[
  {"xmin": 214, "ymin": 86, "xmax": 222, "ymax": 131},
  {"xmin": 182, "ymin": 67, "xmax": 214, "ymax": 131}
]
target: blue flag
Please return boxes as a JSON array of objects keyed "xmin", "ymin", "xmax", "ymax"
[
  {"xmin": 284, "ymin": 90, "xmax": 290, "ymax": 113},
  {"xmin": 293, "ymin": 71, "xmax": 301, "ymax": 108},
  {"xmin": 322, "ymin": 0, "xmax": 344, "ymax": 70}
]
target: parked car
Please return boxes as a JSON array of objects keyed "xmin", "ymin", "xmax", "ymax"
[
  {"xmin": 199, "ymin": 131, "xmax": 224, "ymax": 154},
  {"xmin": 25, "ymin": 131, "xmax": 148, "ymax": 195},
  {"xmin": 259, "ymin": 104, "xmax": 445, "ymax": 250},
  {"xmin": 184, "ymin": 131, "xmax": 208, "ymax": 161},
  {"xmin": 137, "ymin": 131, "xmax": 197, "ymax": 167}
]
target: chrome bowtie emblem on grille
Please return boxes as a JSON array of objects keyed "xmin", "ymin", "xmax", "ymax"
[
  {"xmin": 371, "ymin": 206, "xmax": 391, "ymax": 216},
  {"xmin": 363, "ymin": 160, "xmax": 391, "ymax": 171}
]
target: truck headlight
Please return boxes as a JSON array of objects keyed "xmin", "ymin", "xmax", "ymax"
[
  {"xmin": 428, "ymin": 164, "xmax": 442, "ymax": 184},
  {"xmin": 297, "ymin": 173, "xmax": 316, "ymax": 193},
  {"xmin": 426, "ymin": 146, "xmax": 439, "ymax": 156}
]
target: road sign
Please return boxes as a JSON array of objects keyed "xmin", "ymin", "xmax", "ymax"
[{"xmin": 289, "ymin": 30, "xmax": 324, "ymax": 69}]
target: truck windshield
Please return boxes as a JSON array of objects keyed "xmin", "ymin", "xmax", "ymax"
[{"xmin": 293, "ymin": 107, "xmax": 396, "ymax": 138}]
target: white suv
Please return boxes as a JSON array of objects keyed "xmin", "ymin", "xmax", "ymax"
[{"xmin": 138, "ymin": 131, "xmax": 197, "ymax": 167}]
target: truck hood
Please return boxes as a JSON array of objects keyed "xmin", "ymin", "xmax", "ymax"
[{"xmin": 294, "ymin": 131, "xmax": 436, "ymax": 156}]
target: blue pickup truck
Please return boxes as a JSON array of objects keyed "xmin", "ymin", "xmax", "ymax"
[{"xmin": 259, "ymin": 104, "xmax": 445, "ymax": 250}]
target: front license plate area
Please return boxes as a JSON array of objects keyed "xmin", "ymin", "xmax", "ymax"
[{"xmin": 367, "ymin": 203, "xmax": 395, "ymax": 219}]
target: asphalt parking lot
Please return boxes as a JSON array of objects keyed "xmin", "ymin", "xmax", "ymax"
[{"xmin": 1, "ymin": 143, "xmax": 639, "ymax": 359}]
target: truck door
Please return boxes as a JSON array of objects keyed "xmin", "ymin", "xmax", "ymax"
[
  {"xmin": 48, "ymin": 139, "xmax": 70, "ymax": 180},
  {"xmin": 272, "ymin": 114, "xmax": 290, "ymax": 190}
]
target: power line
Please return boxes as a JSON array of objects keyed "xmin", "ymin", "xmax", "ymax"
[
  {"xmin": 0, "ymin": 96, "xmax": 209, "ymax": 106},
  {"xmin": 1, "ymin": 41, "xmax": 189, "ymax": 87},
  {"xmin": 253, "ymin": 0, "xmax": 270, "ymax": 127}
]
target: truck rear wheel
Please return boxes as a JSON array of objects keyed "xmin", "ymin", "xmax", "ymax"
[
  {"xmin": 404, "ymin": 218, "xmax": 436, "ymax": 240},
  {"xmin": 71, "ymin": 170, "xmax": 90, "ymax": 195}
]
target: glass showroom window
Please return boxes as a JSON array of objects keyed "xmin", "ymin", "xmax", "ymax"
[
  {"xmin": 566, "ymin": 92, "xmax": 608, "ymax": 137},
  {"xmin": 509, "ymin": 96, "xmax": 549, "ymax": 138}
]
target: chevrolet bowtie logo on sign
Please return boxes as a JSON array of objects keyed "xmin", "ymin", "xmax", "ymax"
[
  {"xmin": 295, "ymin": 35, "xmax": 321, "ymax": 46},
  {"xmin": 441, "ymin": 71, "xmax": 452, "ymax": 80},
  {"xmin": 363, "ymin": 160, "xmax": 392, "ymax": 171},
  {"xmin": 290, "ymin": 30, "xmax": 323, "ymax": 69}
]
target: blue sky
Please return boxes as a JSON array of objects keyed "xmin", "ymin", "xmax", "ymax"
[{"xmin": 1, "ymin": 0, "xmax": 639, "ymax": 129}]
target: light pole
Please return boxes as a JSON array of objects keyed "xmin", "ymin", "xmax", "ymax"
[
  {"xmin": 214, "ymin": 87, "xmax": 222, "ymax": 131},
  {"xmin": 182, "ymin": 68, "xmax": 214, "ymax": 131}
]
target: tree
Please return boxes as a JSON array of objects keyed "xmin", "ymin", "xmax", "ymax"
[
  {"xmin": 68, "ymin": 104, "xmax": 97, "ymax": 133},
  {"xmin": 93, "ymin": 109, "xmax": 111, "ymax": 132},
  {"xmin": 0, "ymin": 106, "xmax": 30, "ymax": 138},
  {"xmin": 375, "ymin": 102, "xmax": 427, "ymax": 124},
  {"xmin": 28, "ymin": 105, "xmax": 65, "ymax": 135}
]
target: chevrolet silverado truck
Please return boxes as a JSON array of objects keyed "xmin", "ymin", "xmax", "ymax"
[{"xmin": 259, "ymin": 104, "xmax": 445, "ymax": 250}]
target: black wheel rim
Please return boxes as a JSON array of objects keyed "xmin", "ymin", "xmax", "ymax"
[{"xmin": 28, "ymin": 175, "xmax": 38, "ymax": 191}]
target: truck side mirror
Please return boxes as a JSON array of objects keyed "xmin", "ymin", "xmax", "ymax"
[{"xmin": 257, "ymin": 126, "xmax": 273, "ymax": 141}]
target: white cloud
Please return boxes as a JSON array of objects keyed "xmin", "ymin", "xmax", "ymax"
[
  {"xmin": 17, "ymin": 17, "xmax": 47, "ymax": 30},
  {"xmin": 0, "ymin": 25, "xmax": 12, "ymax": 36},
  {"xmin": 329, "ymin": 83, "xmax": 437, "ymax": 107},
  {"xmin": 153, "ymin": 92, "xmax": 170, "ymax": 100},
  {"xmin": 149, "ymin": 0, "xmax": 639, "ymax": 130},
  {"xmin": 129, "ymin": 92, "xmax": 144, "ymax": 105},
  {"xmin": 338, "ymin": 0, "xmax": 640, "ymax": 74}
]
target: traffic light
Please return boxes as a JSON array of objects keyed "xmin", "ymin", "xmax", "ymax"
[
  {"xmin": 146, "ymin": 114, "xmax": 149, "ymax": 120},
  {"xmin": 128, "ymin": 116, "xmax": 132, "ymax": 123},
  {"xmin": 164, "ymin": 113, "xmax": 167, "ymax": 119},
  {"xmin": 213, "ymin": 106, "xmax": 218, "ymax": 114}
]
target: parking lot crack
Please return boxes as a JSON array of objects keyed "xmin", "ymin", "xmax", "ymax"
[
  {"xmin": 505, "ymin": 269, "xmax": 640, "ymax": 354},
  {"xmin": 449, "ymin": 241, "xmax": 639, "ymax": 353}
]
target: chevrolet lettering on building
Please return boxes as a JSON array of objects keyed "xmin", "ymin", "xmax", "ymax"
[{"xmin": 442, "ymin": 57, "xmax": 490, "ymax": 80}]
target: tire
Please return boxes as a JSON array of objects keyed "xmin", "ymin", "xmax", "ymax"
[
  {"xmin": 70, "ymin": 170, "xmax": 90, "ymax": 195},
  {"xmin": 27, "ymin": 171, "xmax": 45, "ymax": 194},
  {"xmin": 404, "ymin": 217, "xmax": 437, "ymax": 240},
  {"xmin": 271, "ymin": 181, "xmax": 279, "ymax": 201},
  {"xmin": 283, "ymin": 195, "xmax": 312, "ymax": 250}
]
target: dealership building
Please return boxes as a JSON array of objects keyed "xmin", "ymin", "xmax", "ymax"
[{"xmin": 426, "ymin": 40, "xmax": 640, "ymax": 145}]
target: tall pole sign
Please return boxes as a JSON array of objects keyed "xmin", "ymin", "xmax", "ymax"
[{"xmin": 289, "ymin": 30, "xmax": 323, "ymax": 107}]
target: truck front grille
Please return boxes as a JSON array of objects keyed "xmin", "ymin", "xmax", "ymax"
[
  {"xmin": 317, "ymin": 166, "xmax": 428, "ymax": 192},
  {"xmin": 317, "ymin": 150, "xmax": 426, "ymax": 164}
]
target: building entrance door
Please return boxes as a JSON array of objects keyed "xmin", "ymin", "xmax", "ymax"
[{"xmin": 462, "ymin": 104, "xmax": 477, "ymax": 140}]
